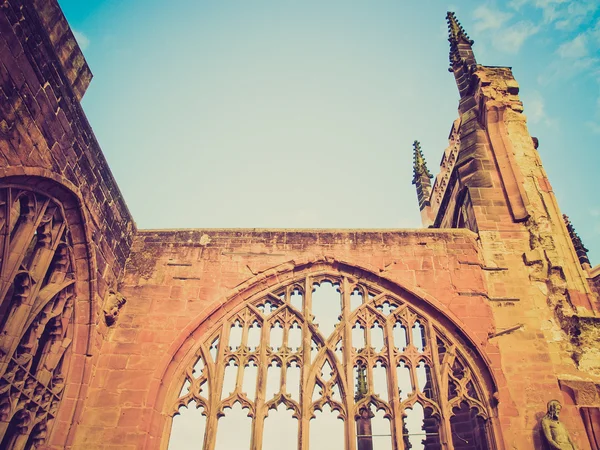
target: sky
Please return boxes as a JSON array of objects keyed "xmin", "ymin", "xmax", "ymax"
[
  {"xmin": 55, "ymin": 0, "xmax": 600, "ymax": 261},
  {"xmin": 53, "ymin": 2, "xmax": 600, "ymax": 447}
]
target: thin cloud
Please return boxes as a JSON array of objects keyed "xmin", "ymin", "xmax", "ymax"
[
  {"xmin": 72, "ymin": 29, "xmax": 90, "ymax": 51},
  {"xmin": 493, "ymin": 21, "xmax": 540, "ymax": 53},
  {"xmin": 557, "ymin": 34, "xmax": 588, "ymax": 59},
  {"xmin": 555, "ymin": 0, "xmax": 599, "ymax": 30},
  {"xmin": 525, "ymin": 91, "xmax": 555, "ymax": 127},
  {"xmin": 538, "ymin": 56, "xmax": 598, "ymax": 85},
  {"xmin": 473, "ymin": 5, "xmax": 512, "ymax": 33},
  {"xmin": 586, "ymin": 120, "xmax": 600, "ymax": 134}
]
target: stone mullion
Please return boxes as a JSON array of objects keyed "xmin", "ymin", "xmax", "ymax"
[
  {"xmin": 204, "ymin": 325, "xmax": 231, "ymax": 450},
  {"xmin": 238, "ymin": 318, "xmax": 253, "ymax": 400},
  {"xmin": 299, "ymin": 275, "xmax": 312, "ymax": 450},
  {"xmin": 342, "ymin": 277, "xmax": 357, "ymax": 450},
  {"xmin": 250, "ymin": 315, "xmax": 270, "ymax": 450},
  {"xmin": 427, "ymin": 323, "xmax": 453, "ymax": 450},
  {"xmin": 281, "ymin": 321, "xmax": 290, "ymax": 394},
  {"xmin": 240, "ymin": 318, "xmax": 251, "ymax": 353},
  {"xmin": 0, "ymin": 196, "xmax": 49, "ymax": 304},
  {"xmin": 364, "ymin": 315, "xmax": 375, "ymax": 401},
  {"xmin": 0, "ymin": 188, "xmax": 11, "ymax": 302},
  {"xmin": 386, "ymin": 316, "xmax": 404, "ymax": 450}
]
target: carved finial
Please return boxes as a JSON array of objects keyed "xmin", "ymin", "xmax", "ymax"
[
  {"xmin": 447, "ymin": 12, "xmax": 473, "ymax": 47},
  {"xmin": 412, "ymin": 140, "xmax": 432, "ymax": 184},
  {"xmin": 446, "ymin": 12, "xmax": 477, "ymax": 97},
  {"xmin": 412, "ymin": 140, "xmax": 433, "ymax": 214},
  {"xmin": 355, "ymin": 364, "xmax": 368, "ymax": 402},
  {"xmin": 563, "ymin": 214, "xmax": 590, "ymax": 267}
]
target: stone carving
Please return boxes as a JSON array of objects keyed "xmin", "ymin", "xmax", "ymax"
[
  {"xmin": 542, "ymin": 400, "xmax": 577, "ymax": 450},
  {"xmin": 103, "ymin": 289, "xmax": 127, "ymax": 326},
  {"xmin": 0, "ymin": 187, "xmax": 76, "ymax": 448}
]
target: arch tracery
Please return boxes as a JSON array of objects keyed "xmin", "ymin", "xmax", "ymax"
[
  {"xmin": 0, "ymin": 184, "xmax": 86, "ymax": 449},
  {"xmin": 166, "ymin": 265, "xmax": 498, "ymax": 450}
]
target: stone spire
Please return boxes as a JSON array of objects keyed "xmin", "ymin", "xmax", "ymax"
[
  {"xmin": 446, "ymin": 12, "xmax": 477, "ymax": 97},
  {"xmin": 412, "ymin": 140, "xmax": 433, "ymax": 212},
  {"xmin": 563, "ymin": 214, "xmax": 591, "ymax": 268}
]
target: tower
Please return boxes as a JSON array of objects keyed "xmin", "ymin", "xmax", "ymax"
[{"xmin": 413, "ymin": 11, "xmax": 600, "ymax": 447}]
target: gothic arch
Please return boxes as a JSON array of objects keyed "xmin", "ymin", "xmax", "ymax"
[
  {"xmin": 0, "ymin": 175, "xmax": 96, "ymax": 449},
  {"xmin": 149, "ymin": 259, "xmax": 502, "ymax": 450}
]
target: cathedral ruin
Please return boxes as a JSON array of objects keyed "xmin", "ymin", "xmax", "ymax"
[{"xmin": 0, "ymin": 1, "xmax": 599, "ymax": 449}]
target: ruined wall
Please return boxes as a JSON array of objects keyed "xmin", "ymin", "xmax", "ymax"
[
  {"xmin": 426, "ymin": 56, "xmax": 600, "ymax": 447},
  {"xmin": 73, "ymin": 228, "xmax": 505, "ymax": 449},
  {"xmin": 0, "ymin": 0, "xmax": 135, "ymax": 305},
  {"xmin": 0, "ymin": 0, "xmax": 135, "ymax": 446}
]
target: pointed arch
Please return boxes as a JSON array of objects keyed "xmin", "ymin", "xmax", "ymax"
[
  {"xmin": 149, "ymin": 258, "xmax": 503, "ymax": 449},
  {"xmin": 0, "ymin": 175, "xmax": 96, "ymax": 449}
]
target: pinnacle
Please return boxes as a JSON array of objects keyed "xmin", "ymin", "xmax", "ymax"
[
  {"xmin": 446, "ymin": 11, "xmax": 476, "ymax": 72},
  {"xmin": 563, "ymin": 214, "xmax": 590, "ymax": 267},
  {"xmin": 446, "ymin": 11, "xmax": 473, "ymax": 46},
  {"xmin": 412, "ymin": 140, "xmax": 433, "ymax": 184}
]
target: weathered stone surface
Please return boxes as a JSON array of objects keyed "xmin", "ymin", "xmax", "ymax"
[{"xmin": 0, "ymin": 4, "xmax": 599, "ymax": 450}]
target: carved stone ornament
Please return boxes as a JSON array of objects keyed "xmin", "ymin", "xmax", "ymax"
[
  {"xmin": 0, "ymin": 187, "xmax": 77, "ymax": 448},
  {"xmin": 102, "ymin": 289, "xmax": 126, "ymax": 326},
  {"xmin": 542, "ymin": 400, "xmax": 578, "ymax": 450}
]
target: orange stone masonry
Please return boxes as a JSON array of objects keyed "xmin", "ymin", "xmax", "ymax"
[{"xmin": 0, "ymin": 3, "xmax": 599, "ymax": 450}]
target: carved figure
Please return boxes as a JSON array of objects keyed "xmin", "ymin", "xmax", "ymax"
[
  {"xmin": 103, "ymin": 289, "xmax": 127, "ymax": 326},
  {"xmin": 542, "ymin": 400, "xmax": 577, "ymax": 450}
]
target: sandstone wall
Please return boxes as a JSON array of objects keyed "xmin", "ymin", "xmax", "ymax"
[
  {"xmin": 0, "ymin": 1, "xmax": 135, "ymax": 446},
  {"xmin": 74, "ymin": 228, "xmax": 503, "ymax": 449},
  {"xmin": 0, "ymin": 0, "xmax": 135, "ymax": 287}
]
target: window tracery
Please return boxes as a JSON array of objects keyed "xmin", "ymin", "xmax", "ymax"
[
  {"xmin": 0, "ymin": 187, "xmax": 76, "ymax": 449},
  {"xmin": 169, "ymin": 271, "xmax": 495, "ymax": 450}
]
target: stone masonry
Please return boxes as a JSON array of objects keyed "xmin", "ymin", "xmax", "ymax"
[{"xmin": 0, "ymin": 2, "xmax": 599, "ymax": 450}]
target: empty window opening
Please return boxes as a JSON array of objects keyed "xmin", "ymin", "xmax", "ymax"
[
  {"xmin": 229, "ymin": 320, "xmax": 243, "ymax": 351},
  {"xmin": 310, "ymin": 404, "xmax": 344, "ymax": 450},
  {"xmin": 270, "ymin": 321, "xmax": 283, "ymax": 351},
  {"xmin": 371, "ymin": 321, "xmax": 385, "ymax": 353},
  {"xmin": 242, "ymin": 360, "xmax": 258, "ymax": 400},
  {"xmin": 311, "ymin": 281, "xmax": 341, "ymax": 338},
  {"xmin": 221, "ymin": 359, "xmax": 238, "ymax": 399},
  {"xmin": 393, "ymin": 322, "xmax": 408, "ymax": 351},
  {"xmin": 288, "ymin": 322, "xmax": 302, "ymax": 352},
  {"xmin": 169, "ymin": 401, "xmax": 206, "ymax": 450},
  {"xmin": 350, "ymin": 288, "xmax": 363, "ymax": 311},
  {"xmin": 263, "ymin": 404, "xmax": 298, "ymax": 450},
  {"xmin": 412, "ymin": 321, "xmax": 426, "ymax": 352},
  {"xmin": 214, "ymin": 403, "xmax": 251, "ymax": 450},
  {"xmin": 266, "ymin": 360, "xmax": 282, "ymax": 400},
  {"xmin": 290, "ymin": 288, "xmax": 303, "ymax": 312},
  {"xmin": 247, "ymin": 321, "xmax": 261, "ymax": 351}
]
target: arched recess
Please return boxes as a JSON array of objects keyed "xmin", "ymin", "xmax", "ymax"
[
  {"xmin": 0, "ymin": 175, "xmax": 96, "ymax": 449},
  {"xmin": 153, "ymin": 260, "xmax": 503, "ymax": 450},
  {"xmin": 451, "ymin": 187, "xmax": 477, "ymax": 233}
]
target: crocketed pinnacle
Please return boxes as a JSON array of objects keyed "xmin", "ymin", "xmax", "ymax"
[
  {"xmin": 446, "ymin": 11, "xmax": 476, "ymax": 71},
  {"xmin": 563, "ymin": 214, "xmax": 590, "ymax": 267},
  {"xmin": 412, "ymin": 140, "xmax": 433, "ymax": 185},
  {"xmin": 354, "ymin": 364, "xmax": 368, "ymax": 402}
]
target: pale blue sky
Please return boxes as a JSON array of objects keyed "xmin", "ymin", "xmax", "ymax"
[{"xmin": 58, "ymin": 0, "xmax": 600, "ymax": 262}]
